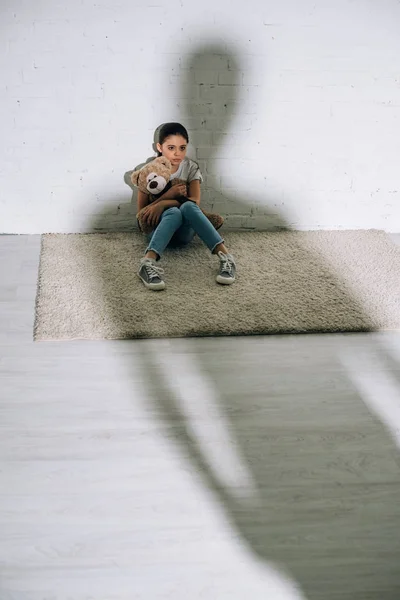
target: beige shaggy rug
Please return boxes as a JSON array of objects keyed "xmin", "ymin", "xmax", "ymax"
[{"xmin": 34, "ymin": 230, "xmax": 400, "ymax": 341}]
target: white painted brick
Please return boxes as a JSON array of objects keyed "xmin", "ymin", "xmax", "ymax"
[
  {"xmin": 211, "ymin": 132, "xmax": 239, "ymax": 146},
  {"xmin": 160, "ymin": 83, "xmax": 194, "ymax": 100},
  {"xmin": 193, "ymin": 54, "xmax": 230, "ymax": 71},
  {"xmin": 198, "ymin": 85, "xmax": 217, "ymax": 101},
  {"xmin": 183, "ymin": 117, "xmax": 209, "ymax": 131},
  {"xmin": 198, "ymin": 146, "xmax": 253, "ymax": 161},
  {"xmin": 223, "ymin": 215, "xmax": 254, "ymax": 229},
  {"xmin": 209, "ymin": 115, "xmax": 255, "ymax": 131},
  {"xmin": 210, "ymin": 197, "xmax": 237, "ymax": 213},
  {"xmin": 207, "ymin": 158, "xmax": 255, "ymax": 174},
  {"xmin": 6, "ymin": 82, "xmax": 56, "ymax": 99},
  {"xmin": 195, "ymin": 160, "xmax": 208, "ymax": 175},
  {"xmin": 218, "ymin": 71, "xmax": 243, "ymax": 86},
  {"xmin": 199, "ymin": 84, "xmax": 253, "ymax": 103},
  {"xmin": 196, "ymin": 147, "xmax": 213, "ymax": 160},
  {"xmin": 202, "ymin": 174, "xmax": 221, "ymax": 189},
  {"xmin": 194, "ymin": 71, "xmax": 218, "ymax": 85},
  {"xmin": 190, "ymin": 130, "xmax": 213, "ymax": 146},
  {"xmin": 189, "ymin": 102, "xmax": 214, "ymax": 116},
  {"xmin": 220, "ymin": 175, "xmax": 259, "ymax": 190},
  {"xmin": 116, "ymin": 202, "xmax": 134, "ymax": 215},
  {"xmin": 169, "ymin": 69, "xmax": 195, "ymax": 85},
  {"xmin": 242, "ymin": 71, "xmax": 263, "ymax": 86}
]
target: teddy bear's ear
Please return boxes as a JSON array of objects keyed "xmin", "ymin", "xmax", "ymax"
[
  {"xmin": 130, "ymin": 169, "xmax": 141, "ymax": 187},
  {"xmin": 155, "ymin": 156, "xmax": 171, "ymax": 170}
]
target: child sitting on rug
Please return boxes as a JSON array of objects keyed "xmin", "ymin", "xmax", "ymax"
[{"xmin": 136, "ymin": 122, "xmax": 236, "ymax": 291}]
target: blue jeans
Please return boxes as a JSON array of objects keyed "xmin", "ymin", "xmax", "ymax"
[{"xmin": 146, "ymin": 202, "xmax": 224, "ymax": 258}]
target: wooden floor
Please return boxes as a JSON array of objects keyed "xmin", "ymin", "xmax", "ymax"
[{"xmin": 1, "ymin": 234, "xmax": 400, "ymax": 600}]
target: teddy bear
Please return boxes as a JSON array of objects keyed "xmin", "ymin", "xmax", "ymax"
[{"xmin": 129, "ymin": 156, "xmax": 224, "ymax": 235}]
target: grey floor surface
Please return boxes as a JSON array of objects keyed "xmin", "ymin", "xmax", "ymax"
[{"xmin": 1, "ymin": 234, "xmax": 400, "ymax": 600}]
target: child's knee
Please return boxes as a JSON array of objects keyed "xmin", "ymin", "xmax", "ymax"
[
  {"xmin": 164, "ymin": 206, "xmax": 183, "ymax": 223},
  {"xmin": 165, "ymin": 206, "xmax": 181, "ymax": 216},
  {"xmin": 180, "ymin": 201, "xmax": 198, "ymax": 217}
]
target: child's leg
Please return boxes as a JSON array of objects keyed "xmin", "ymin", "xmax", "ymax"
[
  {"xmin": 170, "ymin": 223, "xmax": 196, "ymax": 247},
  {"xmin": 179, "ymin": 202, "xmax": 236, "ymax": 284},
  {"xmin": 179, "ymin": 202, "xmax": 224, "ymax": 253},
  {"xmin": 139, "ymin": 207, "xmax": 183, "ymax": 291},
  {"xmin": 145, "ymin": 207, "xmax": 183, "ymax": 259}
]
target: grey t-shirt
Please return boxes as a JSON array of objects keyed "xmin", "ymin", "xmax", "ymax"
[{"xmin": 169, "ymin": 157, "xmax": 203, "ymax": 185}]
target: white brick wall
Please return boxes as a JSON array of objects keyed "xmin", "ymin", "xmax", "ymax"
[{"xmin": 1, "ymin": 0, "xmax": 400, "ymax": 233}]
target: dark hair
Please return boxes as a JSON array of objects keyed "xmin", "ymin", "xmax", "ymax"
[{"xmin": 156, "ymin": 122, "xmax": 189, "ymax": 156}]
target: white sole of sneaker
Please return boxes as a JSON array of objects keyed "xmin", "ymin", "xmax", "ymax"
[
  {"xmin": 216, "ymin": 275, "xmax": 235, "ymax": 285},
  {"xmin": 138, "ymin": 274, "xmax": 166, "ymax": 290}
]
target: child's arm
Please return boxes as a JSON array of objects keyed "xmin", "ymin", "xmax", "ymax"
[
  {"xmin": 137, "ymin": 190, "xmax": 151, "ymax": 212},
  {"xmin": 187, "ymin": 180, "xmax": 201, "ymax": 206},
  {"xmin": 138, "ymin": 187, "xmax": 181, "ymax": 228},
  {"xmin": 148, "ymin": 184, "xmax": 187, "ymax": 209}
]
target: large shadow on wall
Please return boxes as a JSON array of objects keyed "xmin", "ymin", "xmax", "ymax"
[
  {"xmin": 120, "ymin": 44, "xmax": 287, "ymax": 229},
  {"xmin": 180, "ymin": 43, "xmax": 286, "ymax": 230},
  {"xmin": 87, "ymin": 44, "xmax": 400, "ymax": 598}
]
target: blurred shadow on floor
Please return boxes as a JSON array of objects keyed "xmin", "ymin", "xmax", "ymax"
[
  {"xmin": 87, "ymin": 44, "xmax": 400, "ymax": 599},
  {"xmin": 136, "ymin": 333, "xmax": 400, "ymax": 600}
]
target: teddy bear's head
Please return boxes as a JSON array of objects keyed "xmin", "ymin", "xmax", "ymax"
[{"xmin": 130, "ymin": 156, "xmax": 172, "ymax": 196}]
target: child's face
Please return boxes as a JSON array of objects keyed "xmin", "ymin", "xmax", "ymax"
[{"xmin": 157, "ymin": 135, "xmax": 188, "ymax": 167}]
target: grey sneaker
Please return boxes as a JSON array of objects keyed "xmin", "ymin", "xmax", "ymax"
[
  {"xmin": 216, "ymin": 251, "xmax": 236, "ymax": 285},
  {"xmin": 138, "ymin": 257, "xmax": 165, "ymax": 290}
]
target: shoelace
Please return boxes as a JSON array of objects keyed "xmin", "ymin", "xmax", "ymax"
[
  {"xmin": 144, "ymin": 261, "xmax": 164, "ymax": 281},
  {"xmin": 218, "ymin": 251, "xmax": 234, "ymax": 275}
]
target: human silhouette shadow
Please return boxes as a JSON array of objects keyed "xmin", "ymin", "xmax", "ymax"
[
  {"xmin": 135, "ymin": 334, "xmax": 400, "ymax": 600},
  {"xmin": 178, "ymin": 43, "xmax": 287, "ymax": 230},
  {"xmin": 86, "ymin": 44, "xmax": 400, "ymax": 598}
]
